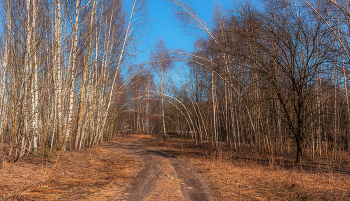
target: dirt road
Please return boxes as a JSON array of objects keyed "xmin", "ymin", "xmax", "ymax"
[{"xmin": 103, "ymin": 141, "xmax": 216, "ymax": 201}]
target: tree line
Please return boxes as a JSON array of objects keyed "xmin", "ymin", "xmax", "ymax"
[
  {"xmin": 2, "ymin": 0, "xmax": 350, "ymax": 163},
  {"xmin": 0, "ymin": 0, "xmax": 147, "ymax": 161},
  {"xmin": 148, "ymin": 0, "xmax": 350, "ymax": 163}
]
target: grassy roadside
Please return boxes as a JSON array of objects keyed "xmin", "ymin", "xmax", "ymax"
[
  {"xmin": 0, "ymin": 142, "xmax": 142, "ymax": 200},
  {"xmin": 143, "ymin": 135, "xmax": 350, "ymax": 200},
  {"xmin": 3, "ymin": 134, "xmax": 349, "ymax": 200}
]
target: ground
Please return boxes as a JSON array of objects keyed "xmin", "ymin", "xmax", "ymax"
[
  {"xmin": 103, "ymin": 139, "xmax": 215, "ymax": 201},
  {"xmin": 0, "ymin": 135, "xmax": 214, "ymax": 201},
  {"xmin": 1, "ymin": 134, "xmax": 350, "ymax": 200},
  {"xmin": 152, "ymin": 137, "xmax": 350, "ymax": 200}
]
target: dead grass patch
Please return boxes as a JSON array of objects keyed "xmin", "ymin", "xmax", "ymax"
[
  {"xmin": 0, "ymin": 145, "xmax": 142, "ymax": 200},
  {"xmin": 111, "ymin": 133, "xmax": 157, "ymax": 143},
  {"xmin": 131, "ymin": 134, "xmax": 155, "ymax": 140},
  {"xmin": 187, "ymin": 156, "xmax": 350, "ymax": 200},
  {"xmin": 149, "ymin": 137, "xmax": 350, "ymax": 200}
]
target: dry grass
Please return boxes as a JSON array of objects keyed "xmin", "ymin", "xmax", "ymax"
[
  {"xmin": 149, "ymin": 136, "xmax": 350, "ymax": 201},
  {"xmin": 4, "ymin": 133, "xmax": 348, "ymax": 200},
  {"xmin": 0, "ymin": 145, "xmax": 142, "ymax": 200},
  {"xmin": 112, "ymin": 134, "xmax": 157, "ymax": 143},
  {"xmin": 187, "ymin": 156, "xmax": 350, "ymax": 200},
  {"xmin": 131, "ymin": 134, "xmax": 155, "ymax": 140}
]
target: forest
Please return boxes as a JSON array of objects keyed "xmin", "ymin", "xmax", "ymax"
[{"xmin": 1, "ymin": 0, "xmax": 350, "ymax": 166}]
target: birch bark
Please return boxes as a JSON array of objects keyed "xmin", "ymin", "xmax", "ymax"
[
  {"xmin": 75, "ymin": 0, "xmax": 97, "ymax": 149},
  {"xmin": 65, "ymin": 0, "xmax": 80, "ymax": 149},
  {"xmin": 21, "ymin": 0, "xmax": 32, "ymax": 157},
  {"xmin": 51, "ymin": 0, "xmax": 63, "ymax": 151},
  {"xmin": 32, "ymin": 0, "xmax": 39, "ymax": 152},
  {"xmin": 0, "ymin": 1, "xmax": 11, "ymax": 140}
]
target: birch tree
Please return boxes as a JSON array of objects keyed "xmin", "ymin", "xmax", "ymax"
[{"xmin": 151, "ymin": 39, "xmax": 172, "ymax": 138}]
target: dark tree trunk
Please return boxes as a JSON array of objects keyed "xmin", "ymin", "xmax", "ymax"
[{"xmin": 295, "ymin": 126, "xmax": 303, "ymax": 163}]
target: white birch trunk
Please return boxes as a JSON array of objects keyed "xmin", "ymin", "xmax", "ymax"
[
  {"xmin": 55, "ymin": 0, "xmax": 63, "ymax": 145},
  {"xmin": 65, "ymin": 0, "xmax": 80, "ymax": 149},
  {"xmin": 75, "ymin": 0, "xmax": 97, "ymax": 149},
  {"xmin": 161, "ymin": 60, "xmax": 167, "ymax": 138},
  {"xmin": 51, "ymin": 0, "xmax": 63, "ymax": 151},
  {"xmin": 21, "ymin": 0, "xmax": 32, "ymax": 157},
  {"xmin": 31, "ymin": 0, "xmax": 39, "ymax": 152},
  {"xmin": 0, "ymin": 1, "xmax": 11, "ymax": 139}
]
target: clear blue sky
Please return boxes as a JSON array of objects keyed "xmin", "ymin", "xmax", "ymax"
[
  {"xmin": 138, "ymin": 0, "xmax": 261, "ymax": 62},
  {"xmin": 132, "ymin": 0, "xmax": 262, "ymax": 88}
]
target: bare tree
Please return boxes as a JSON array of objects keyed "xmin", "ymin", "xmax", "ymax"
[{"xmin": 151, "ymin": 39, "xmax": 172, "ymax": 138}]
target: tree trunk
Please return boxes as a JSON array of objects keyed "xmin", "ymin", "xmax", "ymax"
[
  {"xmin": 75, "ymin": 0, "xmax": 97, "ymax": 149},
  {"xmin": 32, "ymin": 0, "xmax": 39, "ymax": 153},
  {"xmin": 65, "ymin": 0, "xmax": 80, "ymax": 149}
]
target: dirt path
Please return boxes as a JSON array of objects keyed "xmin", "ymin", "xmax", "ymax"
[{"xmin": 102, "ymin": 141, "xmax": 215, "ymax": 201}]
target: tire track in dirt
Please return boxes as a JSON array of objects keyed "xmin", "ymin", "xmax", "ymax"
[
  {"xmin": 125, "ymin": 150, "xmax": 161, "ymax": 201},
  {"xmin": 105, "ymin": 141, "xmax": 215, "ymax": 201},
  {"xmin": 168, "ymin": 154, "xmax": 212, "ymax": 201},
  {"xmin": 153, "ymin": 150, "xmax": 215, "ymax": 201}
]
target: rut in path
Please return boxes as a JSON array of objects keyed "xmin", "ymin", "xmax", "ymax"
[{"xmin": 105, "ymin": 142, "xmax": 216, "ymax": 201}]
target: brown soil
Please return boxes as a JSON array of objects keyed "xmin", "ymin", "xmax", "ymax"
[{"xmin": 102, "ymin": 139, "xmax": 215, "ymax": 201}]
